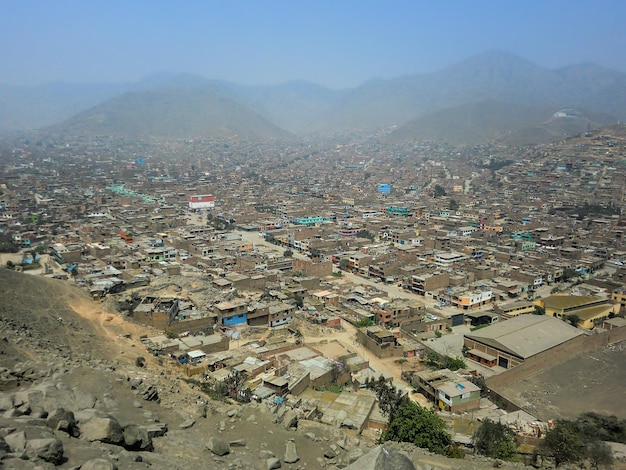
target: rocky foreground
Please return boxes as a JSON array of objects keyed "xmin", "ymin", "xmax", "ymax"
[{"xmin": 0, "ymin": 269, "xmax": 539, "ymax": 469}]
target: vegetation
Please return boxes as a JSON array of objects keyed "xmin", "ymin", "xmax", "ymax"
[
  {"xmin": 283, "ymin": 249, "xmax": 293, "ymax": 257},
  {"xmin": 354, "ymin": 317, "xmax": 375, "ymax": 328},
  {"xmin": 164, "ymin": 330, "xmax": 178, "ymax": 339},
  {"xmin": 472, "ymin": 419, "xmax": 518, "ymax": 460},
  {"xmin": 425, "ymin": 351, "xmax": 466, "ymax": 371},
  {"xmin": 383, "ymin": 400, "xmax": 455, "ymax": 456},
  {"xmin": 537, "ymin": 415, "xmax": 620, "ymax": 468},
  {"xmin": 135, "ymin": 356, "xmax": 146, "ymax": 368},
  {"xmin": 191, "ymin": 372, "xmax": 251, "ymax": 403},
  {"xmin": 561, "ymin": 267, "xmax": 580, "ymax": 282},
  {"xmin": 566, "ymin": 314, "xmax": 581, "ymax": 327},
  {"xmin": 433, "ymin": 184, "xmax": 447, "ymax": 197},
  {"xmin": 339, "ymin": 259, "xmax": 349, "ymax": 270},
  {"xmin": 533, "ymin": 305, "xmax": 545, "ymax": 315}
]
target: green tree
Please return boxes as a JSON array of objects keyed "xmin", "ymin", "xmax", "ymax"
[
  {"xmin": 383, "ymin": 401, "xmax": 452, "ymax": 455},
  {"xmin": 283, "ymin": 249, "xmax": 293, "ymax": 257},
  {"xmin": 449, "ymin": 199, "xmax": 459, "ymax": 211},
  {"xmin": 539, "ymin": 421, "xmax": 585, "ymax": 467},
  {"xmin": 566, "ymin": 314, "xmax": 581, "ymax": 327},
  {"xmin": 472, "ymin": 419, "xmax": 518, "ymax": 460},
  {"xmin": 355, "ymin": 317, "xmax": 374, "ymax": 328},
  {"xmin": 293, "ymin": 294, "xmax": 304, "ymax": 309},
  {"xmin": 339, "ymin": 259, "xmax": 349, "ymax": 270},
  {"xmin": 433, "ymin": 185, "xmax": 447, "ymax": 197},
  {"xmin": 533, "ymin": 305, "xmax": 545, "ymax": 315},
  {"xmin": 586, "ymin": 440, "xmax": 614, "ymax": 468}
]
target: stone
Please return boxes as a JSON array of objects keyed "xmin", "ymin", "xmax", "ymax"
[
  {"xmin": 179, "ymin": 418, "xmax": 195, "ymax": 429},
  {"xmin": 123, "ymin": 424, "xmax": 152, "ymax": 451},
  {"xmin": 206, "ymin": 436, "xmax": 230, "ymax": 456},
  {"xmin": 266, "ymin": 457, "xmax": 282, "ymax": 469},
  {"xmin": 46, "ymin": 408, "xmax": 79, "ymax": 437},
  {"xmin": 80, "ymin": 416, "xmax": 124, "ymax": 445},
  {"xmin": 284, "ymin": 440, "xmax": 299, "ymax": 464},
  {"xmin": 25, "ymin": 437, "xmax": 64, "ymax": 464},
  {"xmin": 283, "ymin": 410, "xmax": 298, "ymax": 429},
  {"xmin": 81, "ymin": 458, "xmax": 119, "ymax": 470},
  {"xmin": 229, "ymin": 438, "xmax": 247, "ymax": 447}
]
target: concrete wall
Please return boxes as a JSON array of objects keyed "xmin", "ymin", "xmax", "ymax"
[{"xmin": 356, "ymin": 329, "xmax": 404, "ymax": 359}]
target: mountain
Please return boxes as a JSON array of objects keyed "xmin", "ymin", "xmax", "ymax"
[
  {"xmin": 308, "ymin": 51, "xmax": 626, "ymax": 133},
  {"xmin": 387, "ymin": 100, "xmax": 616, "ymax": 145},
  {"xmin": 49, "ymin": 88, "xmax": 294, "ymax": 140},
  {"xmin": 3, "ymin": 51, "xmax": 626, "ymax": 140}
]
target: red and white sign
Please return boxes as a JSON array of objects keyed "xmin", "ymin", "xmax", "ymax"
[{"xmin": 188, "ymin": 194, "xmax": 215, "ymax": 209}]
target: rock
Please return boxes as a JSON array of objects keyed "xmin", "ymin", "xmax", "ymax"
[
  {"xmin": 81, "ymin": 458, "xmax": 119, "ymax": 470},
  {"xmin": 72, "ymin": 389, "xmax": 97, "ymax": 409},
  {"xmin": 284, "ymin": 440, "xmax": 299, "ymax": 463},
  {"xmin": 348, "ymin": 448, "xmax": 364, "ymax": 463},
  {"xmin": 46, "ymin": 408, "xmax": 79, "ymax": 437},
  {"xmin": 122, "ymin": 424, "xmax": 152, "ymax": 451},
  {"xmin": 259, "ymin": 450, "xmax": 275, "ymax": 459},
  {"xmin": 80, "ymin": 416, "xmax": 124, "ymax": 445},
  {"xmin": 344, "ymin": 445, "xmax": 416, "ymax": 470},
  {"xmin": 283, "ymin": 410, "xmax": 298, "ymax": 429},
  {"xmin": 304, "ymin": 432, "xmax": 317, "ymax": 441},
  {"xmin": 179, "ymin": 418, "xmax": 195, "ymax": 429},
  {"xmin": 227, "ymin": 408, "xmax": 238, "ymax": 418},
  {"xmin": 246, "ymin": 413, "xmax": 256, "ymax": 422},
  {"xmin": 206, "ymin": 436, "xmax": 230, "ymax": 456},
  {"xmin": 25, "ymin": 437, "xmax": 64, "ymax": 464},
  {"xmin": 146, "ymin": 422, "xmax": 168, "ymax": 438},
  {"xmin": 266, "ymin": 457, "xmax": 282, "ymax": 469},
  {"xmin": 229, "ymin": 438, "xmax": 247, "ymax": 447}
]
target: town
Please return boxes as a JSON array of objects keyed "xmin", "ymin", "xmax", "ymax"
[{"xmin": 1, "ymin": 124, "xmax": 626, "ymax": 464}]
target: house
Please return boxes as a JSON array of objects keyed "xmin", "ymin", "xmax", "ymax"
[{"xmin": 414, "ymin": 369, "xmax": 481, "ymax": 413}]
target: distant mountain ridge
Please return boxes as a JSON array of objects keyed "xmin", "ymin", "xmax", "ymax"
[
  {"xmin": 50, "ymin": 89, "xmax": 293, "ymax": 140},
  {"xmin": 2, "ymin": 50, "xmax": 626, "ymax": 142},
  {"xmin": 387, "ymin": 100, "xmax": 616, "ymax": 145}
]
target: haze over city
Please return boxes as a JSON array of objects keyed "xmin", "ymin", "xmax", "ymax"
[
  {"xmin": 2, "ymin": 2, "xmax": 626, "ymax": 470},
  {"xmin": 2, "ymin": 0, "xmax": 626, "ymax": 88}
]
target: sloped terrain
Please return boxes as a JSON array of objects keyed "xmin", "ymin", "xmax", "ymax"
[{"xmin": 0, "ymin": 269, "xmax": 540, "ymax": 469}]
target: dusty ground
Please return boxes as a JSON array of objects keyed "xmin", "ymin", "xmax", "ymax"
[{"xmin": 498, "ymin": 341, "xmax": 626, "ymax": 421}]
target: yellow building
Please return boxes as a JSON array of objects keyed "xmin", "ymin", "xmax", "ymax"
[{"xmin": 535, "ymin": 295, "xmax": 620, "ymax": 330}]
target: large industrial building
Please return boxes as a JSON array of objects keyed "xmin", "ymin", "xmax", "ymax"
[{"xmin": 464, "ymin": 315, "xmax": 583, "ymax": 370}]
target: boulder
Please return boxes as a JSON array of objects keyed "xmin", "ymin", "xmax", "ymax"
[
  {"xmin": 122, "ymin": 424, "xmax": 152, "ymax": 451},
  {"xmin": 284, "ymin": 440, "xmax": 299, "ymax": 464},
  {"xmin": 25, "ymin": 437, "xmax": 64, "ymax": 464},
  {"xmin": 283, "ymin": 410, "xmax": 298, "ymax": 429},
  {"xmin": 206, "ymin": 436, "xmax": 230, "ymax": 456},
  {"xmin": 266, "ymin": 457, "xmax": 282, "ymax": 469},
  {"xmin": 80, "ymin": 416, "xmax": 124, "ymax": 445},
  {"xmin": 46, "ymin": 408, "xmax": 79, "ymax": 437}
]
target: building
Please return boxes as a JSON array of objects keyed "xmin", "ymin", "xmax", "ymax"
[
  {"xmin": 464, "ymin": 315, "xmax": 583, "ymax": 370},
  {"xmin": 414, "ymin": 369, "xmax": 481, "ymax": 413},
  {"xmin": 188, "ymin": 194, "xmax": 215, "ymax": 210},
  {"xmin": 536, "ymin": 295, "xmax": 620, "ymax": 330}
]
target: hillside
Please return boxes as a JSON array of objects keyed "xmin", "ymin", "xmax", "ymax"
[
  {"xmin": 49, "ymin": 88, "xmax": 294, "ymax": 140},
  {"xmin": 3, "ymin": 51, "xmax": 626, "ymax": 142},
  {"xmin": 387, "ymin": 101, "xmax": 616, "ymax": 145},
  {"xmin": 308, "ymin": 51, "xmax": 625, "ymax": 133}
]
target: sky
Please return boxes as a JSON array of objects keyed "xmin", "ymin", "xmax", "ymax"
[{"xmin": 1, "ymin": 0, "xmax": 625, "ymax": 89}]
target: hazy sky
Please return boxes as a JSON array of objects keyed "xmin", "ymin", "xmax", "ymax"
[{"xmin": 1, "ymin": 0, "xmax": 625, "ymax": 89}]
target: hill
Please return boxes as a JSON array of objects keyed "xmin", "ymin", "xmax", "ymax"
[
  {"xmin": 0, "ymin": 268, "xmax": 542, "ymax": 469},
  {"xmin": 387, "ymin": 101, "xmax": 616, "ymax": 145},
  {"xmin": 3, "ymin": 51, "xmax": 626, "ymax": 142},
  {"xmin": 309, "ymin": 51, "xmax": 625, "ymax": 133},
  {"xmin": 49, "ymin": 88, "xmax": 294, "ymax": 140}
]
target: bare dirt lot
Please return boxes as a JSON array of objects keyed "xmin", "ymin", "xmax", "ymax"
[{"xmin": 498, "ymin": 341, "xmax": 626, "ymax": 421}]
